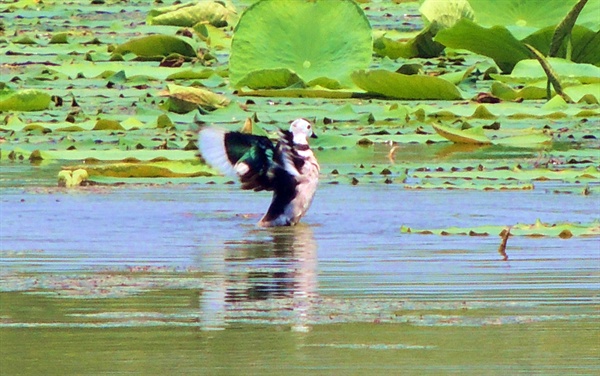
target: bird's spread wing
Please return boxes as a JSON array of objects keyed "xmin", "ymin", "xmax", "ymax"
[
  {"xmin": 199, "ymin": 128, "xmax": 303, "ymax": 192},
  {"xmin": 275, "ymin": 129, "xmax": 305, "ymax": 178}
]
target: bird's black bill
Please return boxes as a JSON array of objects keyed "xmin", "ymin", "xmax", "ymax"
[{"xmin": 310, "ymin": 132, "xmax": 318, "ymax": 139}]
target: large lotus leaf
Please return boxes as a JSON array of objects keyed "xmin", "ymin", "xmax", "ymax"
[
  {"xmin": 147, "ymin": 1, "xmax": 236, "ymax": 27},
  {"xmin": 113, "ymin": 35, "xmax": 197, "ymax": 58},
  {"xmin": 491, "ymin": 58, "xmax": 600, "ymax": 84},
  {"xmin": 521, "ymin": 25, "xmax": 600, "ymax": 66},
  {"xmin": 352, "ymin": 70, "xmax": 462, "ymax": 100},
  {"xmin": 468, "ymin": 0, "xmax": 600, "ymax": 35},
  {"xmin": 435, "ymin": 18, "xmax": 532, "ymax": 73},
  {"xmin": 420, "ymin": 0, "xmax": 474, "ymax": 32},
  {"xmin": 229, "ymin": 0, "xmax": 372, "ymax": 88},
  {"xmin": 0, "ymin": 88, "xmax": 51, "ymax": 111}
]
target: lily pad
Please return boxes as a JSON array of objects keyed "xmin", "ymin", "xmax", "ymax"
[
  {"xmin": 161, "ymin": 84, "xmax": 230, "ymax": 113},
  {"xmin": 521, "ymin": 25, "xmax": 600, "ymax": 66},
  {"xmin": 468, "ymin": 0, "xmax": 600, "ymax": 34},
  {"xmin": 352, "ymin": 70, "xmax": 462, "ymax": 100},
  {"xmin": 432, "ymin": 123, "xmax": 491, "ymax": 144},
  {"xmin": 401, "ymin": 220, "xmax": 600, "ymax": 238},
  {"xmin": 147, "ymin": 1, "xmax": 237, "ymax": 27},
  {"xmin": 236, "ymin": 68, "xmax": 304, "ymax": 90},
  {"xmin": 78, "ymin": 160, "xmax": 214, "ymax": 179},
  {"xmin": 0, "ymin": 88, "xmax": 52, "ymax": 111},
  {"xmin": 113, "ymin": 35, "xmax": 197, "ymax": 58},
  {"xmin": 229, "ymin": 0, "xmax": 372, "ymax": 88},
  {"xmin": 492, "ymin": 58, "xmax": 600, "ymax": 85},
  {"xmin": 435, "ymin": 18, "xmax": 532, "ymax": 73}
]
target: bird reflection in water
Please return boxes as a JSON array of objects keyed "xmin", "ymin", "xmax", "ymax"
[{"xmin": 198, "ymin": 224, "xmax": 318, "ymax": 332}]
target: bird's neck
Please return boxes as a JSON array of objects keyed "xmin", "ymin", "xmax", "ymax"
[
  {"xmin": 293, "ymin": 134, "xmax": 308, "ymax": 145},
  {"xmin": 295, "ymin": 143, "xmax": 310, "ymax": 151}
]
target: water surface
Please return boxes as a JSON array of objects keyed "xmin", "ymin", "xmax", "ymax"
[{"xmin": 1, "ymin": 180, "xmax": 598, "ymax": 374}]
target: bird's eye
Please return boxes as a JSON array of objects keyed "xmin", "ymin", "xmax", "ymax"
[{"xmin": 307, "ymin": 125, "xmax": 311, "ymax": 129}]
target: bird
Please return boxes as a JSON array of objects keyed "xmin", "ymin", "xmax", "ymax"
[{"xmin": 198, "ymin": 118, "xmax": 320, "ymax": 227}]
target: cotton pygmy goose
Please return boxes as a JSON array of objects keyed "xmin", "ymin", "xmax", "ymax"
[{"xmin": 198, "ymin": 118, "xmax": 320, "ymax": 227}]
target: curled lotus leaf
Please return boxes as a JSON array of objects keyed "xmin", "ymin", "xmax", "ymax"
[
  {"xmin": 147, "ymin": 1, "xmax": 237, "ymax": 27},
  {"xmin": 162, "ymin": 84, "xmax": 230, "ymax": 113}
]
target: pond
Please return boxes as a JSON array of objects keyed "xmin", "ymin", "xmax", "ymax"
[
  {"xmin": 2, "ymin": 0, "xmax": 599, "ymax": 373},
  {"xmin": 1, "ymin": 171, "xmax": 598, "ymax": 374}
]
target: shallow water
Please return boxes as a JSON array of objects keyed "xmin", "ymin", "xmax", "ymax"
[{"xmin": 1, "ymin": 179, "xmax": 599, "ymax": 374}]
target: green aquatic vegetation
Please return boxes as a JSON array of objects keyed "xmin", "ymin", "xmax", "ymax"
[
  {"xmin": 432, "ymin": 122, "xmax": 552, "ymax": 146},
  {"xmin": 1, "ymin": 0, "xmax": 598, "ymax": 188},
  {"xmin": 401, "ymin": 219, "xmax": 600, "ymax": 238},
  {"xmin": 229, "ymin": 0, "xmax": 372, "ymax": 88},
  {"xmin": 112, "ymin": 35, "xmax": 198, "ymax": 59},
  {"xmin": 435, "ymin": 10, "xmax": 599, "ymax": 73},
  {"xmin": 147, "ymin": 1, "xmax": 238, "ymax": 28},
  {"xmin": 0, "ymin": 87, "xmax": 52, "ymax": 111},
  {"xmin": 57, "ymin": 169, "xmax": 89, "ymax": 187},
  {"xmin": 352, "ymin": 70, "xmax": 463, "ymax": 100},
  {"xmin": 63, "ymin": 160, "xmax": 214, "ymax": 179},
  {"xmin": 161, "ymin": 83, "xmax": 231, "ymax": 113}
]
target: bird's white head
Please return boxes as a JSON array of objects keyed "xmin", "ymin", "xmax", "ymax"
[{"xmin": 290, "ymin": 118, "xmax": 316, "ymax": 144}]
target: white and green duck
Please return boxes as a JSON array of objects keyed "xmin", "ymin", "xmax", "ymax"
[{"xmin": 198, "ymin": 118, "xmax": 320, "ymax": 227}]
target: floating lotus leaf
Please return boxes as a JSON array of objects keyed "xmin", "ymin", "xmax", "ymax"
[
  {"xmin": 521, "ymin": 25, "xmax": 600, "ymax": 66},
  {"xmin": 404, "ymin": 182, "xmax": 533, "ymax": 191},
  {"xmin": 0, "ymin": 88, "xmax": 51, "ymax": 111},
  {"xmin": 235, "ymin": 88, "xmax": 355, "ymax": 99},
  {"xmin": 74, "ymin": 160, "xmax": 214, "ymax": 179},
  {"xmin": 93, "ymin": 119, "xmax": 124, "ymax": 131},
  {"xmin": 564, "ymin": 84, "xmax": 600, "ymax": 103},
  {"xmin": 236, "ymin": 68, "xmax": 304, "ymax": 90},
  {"xmin": 162, "ymin": 83, "xmax": 230, "ymax": 113},
  {"xmin": 229, "ymin": 0, "xmax": 372, "ymax": 88},
  {"xmin": 147, "ymin": 1, "xmax": 237, "ymax": 27},
  {"xmin": 435, "ymin": 19, "xmax": 532, "ymax": 73},
  {"xmin": 113, "ymin": 35, "xmax": 197, "ymax": 58},
  {"xmin": 492, "ymin": 58, "xmax": 600, "ymax": 85},
  {"xmin": 491, "ymin": 82, "xmax": 549, "ymax": 100},
  {"xmin": 468, "ymin": 0, "xmax": 600, "ymax": 33},
  {"xmin": 352, "ymin": 70, "xmax": 462, "ymax": 100},
  {"xmin": 432, "ymin": 123, "xmax": 491, "ymax": 144},
  {"xmin": 401, "ymin": 220, "xmax": 600, "ymax": 238}
]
